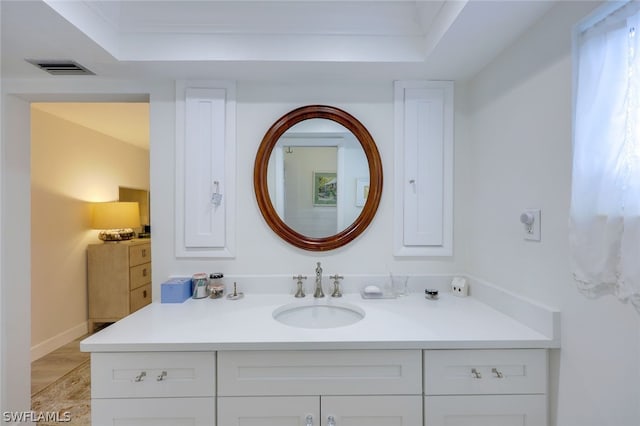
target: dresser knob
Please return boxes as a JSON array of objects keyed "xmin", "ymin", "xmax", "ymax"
[
  {"xmin": 157, "ymin": 371, "xmax": 167, "ymax": 381},
  {"xmin": 143, "ymin": 290, "xmax": 148, "ymax": 298},
  {"xmin": 134, "ymin": 371, "xmax": 146, "ymax": 382},
  {"xmin": 142, "ymin": 268, "xmax": 148, "ymax": 277},
  {"xmin": 492, "ymin": 367, "xmax": 504, "ymax": 378}
]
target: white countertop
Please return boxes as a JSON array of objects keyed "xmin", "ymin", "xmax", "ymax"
[{"xmin": 80, "ymin": 290, "xmax": 557, "ymax": 352}]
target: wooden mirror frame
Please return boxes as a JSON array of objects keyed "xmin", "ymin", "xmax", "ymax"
[{"xmin": 254, "ymin": 105, "xmax": 383, "ymax": 251}]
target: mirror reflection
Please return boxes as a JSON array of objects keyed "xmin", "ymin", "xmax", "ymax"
[{"xmin": 266, "ymin": 119, "xmax": 369, "ymax": 238}]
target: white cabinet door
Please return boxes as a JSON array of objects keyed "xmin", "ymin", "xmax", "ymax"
[
  {"xmin": 322, "ymin": 395, "xmax": 422, "ymax": 426},
  {"xmin": 425, "ymin": 395, "xmax": 547, "ymax": 426},
  {"xmin": 175, "ymin": 80, "xmax": 236, "ymax": 258},
  {"xmin": 394, "ymin": 80, "xmax": 453, "ymax": 257},
  {"xmin": 218, "ymin": 396, "xmax": 319, "ymax": 426},
  {"xmin": 92, "ymin": 397, "xmax": 215, "ymax": 426}
]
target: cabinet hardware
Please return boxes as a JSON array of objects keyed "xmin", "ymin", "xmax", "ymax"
[
  {"xmin": 491, "ymin": 367, "xmax": 504, "ymax": 378},
  {"xmin": 327, "ymin": 415, "xmax": 336, "ymax": 426},
  {"xmin": 157, "ymin": 371, "xmax": 168, "ymax": 381},
  {"xmin": 143, "ymin": 290, "xmax": 148, "ymax": 298},
  {"xmin": 471, "ymin": 368, "xmax": 482, "ymax": 379},
  {"xmin": 134, "ymin": 371, "xmax": 146, "ymax": 382},
  {"xmin": 212, "ymin": 181, "xmax": 223, "ymax": 206},
  {"xmin": 409, "ymin": 179, "xmax": 417, "ymax": 194},
  {"xmin": 143, "ymin": 268, "xmax": 148, "ymax": 277},
  {"xmin": 305, "ymin": 414, "xmax": 313, "ymax": 426},
  {"xmin": 141, "ymin": 249, "xmax": 147, "ymax": 257}
]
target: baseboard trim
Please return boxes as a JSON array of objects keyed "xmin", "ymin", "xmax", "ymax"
[{"xmin": 31, "ymin": 321, "xmax": 88, "ymax": 361}]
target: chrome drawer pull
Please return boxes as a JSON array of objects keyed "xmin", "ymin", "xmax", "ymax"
[
  {"xmin": 134, "ymin": 371, "xmax": 146, "ymax": 382},
  {"xmin": 492, "ymin": 367, "xmax": 504, "ymax": 378},
  {"xmin": 157, "ymin": 371, "xmax": 168, "ymax": 381},
  {"xmin": 471, "ymin": 368, "xmax": 482, "ymax": 379},
  {"xmin": 305, "ymin": 414, "xmax": 313, "ymax": 426},
  {"xmin": 327, "ymin": 416, "xmax": 335, "ymax": 426}
]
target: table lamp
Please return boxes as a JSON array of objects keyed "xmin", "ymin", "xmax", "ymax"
[{"xmin": 91, "ymin": 201, "xmax": 141, "ymax": 242}]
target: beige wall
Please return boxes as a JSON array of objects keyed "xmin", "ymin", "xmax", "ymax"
[{"xmin": 30, "ymin": 107, "xmax": 149, "ymax": 359}]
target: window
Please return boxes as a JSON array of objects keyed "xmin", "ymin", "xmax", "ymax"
[{"xmin": 571, "ymin": 1, "xmax": 640, "ymax": 311}]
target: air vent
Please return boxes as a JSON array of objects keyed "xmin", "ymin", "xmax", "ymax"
[{"xmin": 26, "ymin": 59, "xmax": 95, "ymax": 76}]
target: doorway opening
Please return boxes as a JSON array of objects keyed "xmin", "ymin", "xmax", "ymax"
[{"xmin": 29, "ymin": 101, "xmax": 150, "ymax": 367}]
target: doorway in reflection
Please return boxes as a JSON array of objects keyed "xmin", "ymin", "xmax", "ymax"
[{"xmin": 284, "ymin": 146, "xmax": 337, "ymax": 237}]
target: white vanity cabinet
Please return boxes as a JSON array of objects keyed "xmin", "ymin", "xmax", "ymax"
[
  {"xmin": 90, "ymin": 351, "xmax": 216, "ymax": 425},
  {"xmin": 424, "ymin": 349, "xmax": 548, "ymax": 426},
  {"xmin": 217, "ymin": 350, "xmax": 423, "ymax": 426}
]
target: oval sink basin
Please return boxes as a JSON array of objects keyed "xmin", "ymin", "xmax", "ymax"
[{"xmin": 273, "ymin": 301, "xmax": 365, "ymax": 329}]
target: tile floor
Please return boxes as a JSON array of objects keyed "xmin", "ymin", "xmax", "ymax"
[{"xmin": 31, "ymin": 336, "xmax": 90, "ymax": 396}]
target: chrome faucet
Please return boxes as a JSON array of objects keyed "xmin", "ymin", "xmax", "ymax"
[{"xmin": 313, "ymin": 262, "xmax": 325, "ymax": 298}]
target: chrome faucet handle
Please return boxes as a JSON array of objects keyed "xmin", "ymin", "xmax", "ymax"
[
  {"xmin": 329, "ymin": 274, "xmax": 344, "ymax": 297},
  {"xmin": 293, "ymin": 275, "xmax": 307, "ymax": 298}
]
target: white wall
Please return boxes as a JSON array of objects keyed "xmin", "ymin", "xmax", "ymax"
[
  {"xmin": 466, "ymin": 2, "xmax": 640, "ymax": 425},
  {"xmin": 1, "ymin": 94, "xmax": 31, "ymax": 419},
  {"xmin": 154, "ymin": 81, "xmax": 465, "ymax": 282},
  {"xmin": 30, "ymin": 108, "xmax": 149, "ymax": 359}
]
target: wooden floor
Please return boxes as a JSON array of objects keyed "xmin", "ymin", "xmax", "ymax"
[{"xmin": 31, "ymin": 335, "xmax": 90, "ymax": 396}]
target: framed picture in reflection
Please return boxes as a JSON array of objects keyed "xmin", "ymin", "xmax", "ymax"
[
  {"xmin": 313, "ymin": 172, "xmax": 337, "ymax": 206},
  {"xmin": 356, "ymin": 177, "xmax": 369, "ymax": 207}
]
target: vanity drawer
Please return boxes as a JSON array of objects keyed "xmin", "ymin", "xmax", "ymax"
[
  {"xmin": 424, "ymin": 349, "xmax": 547, "ymax": 395},
  {"xmin": 92, "ymin": 352, "xmax": 216, "ymax": 398},
  {"xmin": 218, "ymin": 349, "xmax": 421, "ymax": 396},
  {"xmin": 129, "ymin": 262, "xmax": 151, "ymax": 290},
  {"xmin": 93, "ymin": 397, "xmax": 215, "ymax": 425},
  {"xmin": 129, "ymin": 242, "xmax": 151, "ymax": 266}
]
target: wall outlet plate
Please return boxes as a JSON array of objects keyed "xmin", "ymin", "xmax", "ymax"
[
  {"xmin": 451, "ymin": 276, "xmax": 469, "ymax": 297},
  {"xmin": 522, "ymin": 209, "xmax": 541, "ymax": 241}
]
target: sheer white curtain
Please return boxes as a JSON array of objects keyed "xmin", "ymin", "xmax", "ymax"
[{"xmin": 571, "ymin": 3, "xmax": 640, "ymax": 311}]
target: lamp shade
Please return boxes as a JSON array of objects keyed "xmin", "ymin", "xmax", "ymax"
[{"xmin": 91, "ymin": 202, "xmax": 141, "ymax": 230}]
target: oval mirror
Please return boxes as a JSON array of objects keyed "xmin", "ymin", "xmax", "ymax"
[{"xmin": 254, "ymin": 105, "xmax": 383, "ymax": 251}]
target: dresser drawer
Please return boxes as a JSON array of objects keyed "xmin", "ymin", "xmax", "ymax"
[
  {"xmin": 424, "ymin": 349, "xmax": 547, "ymax": 395},
  {"xmin": 129, "ymin": 262, "xmax": 151, "ymax": 290},
  {"xmin": 92, "ymin": 352, "xmax": 216, "ymax": 398},
  {"xmin": 129, "ymin": 243, "xmax": 151, "ymax": 266},
  {"xmin": 218, "ymin": 350, "xmax": 421, "ymax": 396},
  {"xmin": 130, "ymin": 284, "xmax": 151, "ymax": 312}
]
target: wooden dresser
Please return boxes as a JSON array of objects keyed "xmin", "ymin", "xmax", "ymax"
[{"xmin": 87, "ymin": 239, "xmax": 151, "ymax": 333}]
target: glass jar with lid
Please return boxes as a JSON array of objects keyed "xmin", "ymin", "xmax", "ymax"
[{"xmin": 208, "ymin": 273, "xmax": 225, "ymax": 298}]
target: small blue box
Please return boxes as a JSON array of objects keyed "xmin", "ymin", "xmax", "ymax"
[{"xmin": 161, "ymin": 277, "xmax": 192, "ymax": 303}]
